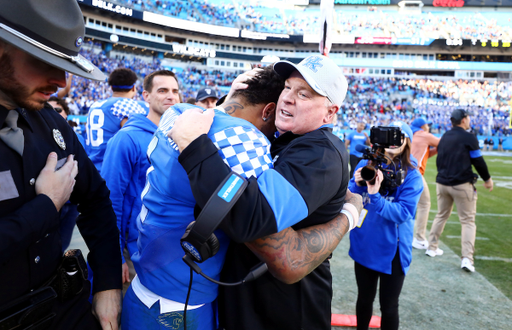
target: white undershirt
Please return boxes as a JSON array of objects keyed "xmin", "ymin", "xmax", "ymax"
[{"xmin": 131, "ymin": 275, "xmax": 204, "ymax": 314}]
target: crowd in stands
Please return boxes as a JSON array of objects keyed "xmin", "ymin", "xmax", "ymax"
[
  {"xmin": 106, "ymin": 0, "xmax": 512, "ymax": 40},
  {"xmin": 67, "ymin": 45, "xmax": 510, "ymax": 137}
]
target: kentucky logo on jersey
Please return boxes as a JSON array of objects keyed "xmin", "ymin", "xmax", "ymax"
[{"xmin": 53, "ymin": 129, "xmax": 66, "ymax": 150}]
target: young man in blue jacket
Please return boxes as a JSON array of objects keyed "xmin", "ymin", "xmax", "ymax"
[{"xmin": 101, "ymin": 70, "xmax": 180, "ymax": 290}]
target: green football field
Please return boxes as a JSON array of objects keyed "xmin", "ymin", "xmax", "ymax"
[{"xmin": 423, "ymin": 153, "xmax": 512, "ymax": 299}]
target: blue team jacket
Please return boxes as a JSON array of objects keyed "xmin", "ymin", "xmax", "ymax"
[
  {"xmin": 102, "ymin": 114, "xmax": 157, "ymax": 263},
  {"xmin": 348, "ymin": 158, "xmax": 423, "ymax": 275}
]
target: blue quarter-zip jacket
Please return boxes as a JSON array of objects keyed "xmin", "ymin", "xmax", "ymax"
[
  {"xmin": 348, "ymin": 158, "xmax": 423, "ymax": 275},
  {"xmin": 102, "ymin": 114, "xmax": 157, "ymax": 263}
]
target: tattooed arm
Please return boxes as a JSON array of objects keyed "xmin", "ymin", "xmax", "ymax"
[{"xmin": 245, "ymin": 190, "xmax": 363, "ymax": 284}]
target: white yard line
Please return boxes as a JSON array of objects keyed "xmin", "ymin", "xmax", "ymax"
[
  {"xmin": 475, "ymin": 256, "xmax": 512, "ymax": 263},
  {"xmin": 445, "ymin": 235, "xmax": 489, "ymax": 240},
  {"xmin": 429, "ymin": 210, "xmax": 512, "ymax": 217}
]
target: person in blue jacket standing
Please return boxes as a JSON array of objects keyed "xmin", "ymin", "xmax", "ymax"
[
  {"xmin": 101, "ymin": 70, "xmax": 180, "ymax": 292},
  {"xmin": 348, "ymin": 121, "xmax": 423, "ymax": 330}
]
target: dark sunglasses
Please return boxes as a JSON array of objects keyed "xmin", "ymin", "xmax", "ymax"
[{"xmin": 54, "ymin": 107, "xmax": 63, "ymax": 113}]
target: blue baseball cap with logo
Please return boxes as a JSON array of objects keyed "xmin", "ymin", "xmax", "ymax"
[{"xmin": 273, "ymin": 55, "xmax": 348, "ymax": 107}]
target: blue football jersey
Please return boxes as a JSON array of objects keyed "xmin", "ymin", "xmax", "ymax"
[
  {"xmin": 85, "ymin": 97, "xmax": 146, "ymax": 172},
  {"xmin": 132, "ymin": 104, "xmax": 273, "ymax": 305}
]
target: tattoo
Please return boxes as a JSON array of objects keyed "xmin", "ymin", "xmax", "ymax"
[
  {"xmin": 246, "ymin": 212, "xmax": 350, "ymax": 283},
  {"xmin": 223, "ymin": 101, "xmax": 244, "ymax": 115}
]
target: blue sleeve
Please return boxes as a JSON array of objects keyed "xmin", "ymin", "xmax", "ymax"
[
  {"xmin": 368, "ymin": 169, "xmax": 423, "ymax": 225},
  {"xmin": 348, "ymin": 159, "xmax": 368, "ymax": 194},
  {"xmin": 102, "ymin": 130, "xmax": 137, "ymax": 264},
  {"xmin": 346, "ymin": 131, "xmax": 354, "ymax": 142}
]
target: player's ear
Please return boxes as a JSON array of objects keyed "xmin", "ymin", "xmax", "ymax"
[{"xmin": 262, "ymin": 102, "xmax": 276, "ymax": 121}]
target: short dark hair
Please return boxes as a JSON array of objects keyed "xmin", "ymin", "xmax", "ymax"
[
  {"xmin": 108, "ymin": 68, "xmax": 138, "ymax": 92},
  {"xmin": 451, "ymin": 117, "xmax": 462, "ymax": 126},
  {"xmin": 143, "ymin": 70, "xmax": 178, "ymax": 92},
  {"xmin": 48, "ymin": 96, "xmax": 70, "ymax": 116},
  {"xmin": 231, "ymin": 65, "xmax": 285, "ymax": 106}
]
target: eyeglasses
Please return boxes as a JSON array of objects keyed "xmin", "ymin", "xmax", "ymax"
[{"xmin": 54, "ymin": 107, "xmax": 63, "ymax": 113}]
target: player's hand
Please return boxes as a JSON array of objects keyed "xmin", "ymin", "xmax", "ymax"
[
  {"xmin": 122, "ymin": 262, "xmax": 130, "ymax": 284},
  {"xmin": 35, "ymin": 152, "xmax": 78, "ymax": 211},
  {"xmin": 92, "ymin": 289, "xmax": 122, "ymax": 330},
  {"xmin": 367, "ymin": 169, "xmax": 383, "ymax": 195},
  {"xmin": 225, "ymin": 68, "xmax": 263, "ymax": 102},
  {"xmin": 169, "ymin": 108, "xmax": 215, "ymax": 152},
  {"xmin": 354, "ymin": 168, "xmax": 364, "ymax": 187},
  {"xmin": 483, "ymin": 178, "xmax": 494, "ymax": 192},
  {"xmin": 345, "ymin": 189, "xmax": 363, "ymax": 216}
]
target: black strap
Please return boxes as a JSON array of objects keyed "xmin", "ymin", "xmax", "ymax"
[{"xmin": 181, "ymin": 172, "xmax": 248, "ymax": 262}]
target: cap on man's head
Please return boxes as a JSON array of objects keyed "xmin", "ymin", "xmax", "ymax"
[
  {"xmin": 451, "ymin": 109, "xmax": 473, "ymax": 121},
  {"xmin": 390, "ymin": 121, "xmax": 413, "ymax": 143},
  {"xmin": 273, "ymin": 55, "xmax": 348, "ymax": 107},
  {"xmin": 0, "ymin": 0, "xmax": 105, "ymax": 81},
  {"xmin": 196, "ymin": 88, "xmax": 219, "ymax": 102},
  {"xmin": 411, "ymin": 118, "xmax": 431, "ymax": 128}
]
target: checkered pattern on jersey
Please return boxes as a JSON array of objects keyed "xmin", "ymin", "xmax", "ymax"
[
  {"xmin": 111, "ymin": 98, "xmax": 147, "ymax": 120},
  {"xmin": 212, "ymin": 126, "xmax": 273, "ymax": 179}
]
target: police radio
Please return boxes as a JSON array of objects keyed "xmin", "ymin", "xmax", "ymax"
[{"xmin": 181, "ymin": 172, "xmax": 268, "ymax": 286}]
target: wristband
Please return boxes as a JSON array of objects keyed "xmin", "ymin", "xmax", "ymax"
[
  {"xmin": 343, "ymin": 203, "xmax": 360, "ymax": 229},
  {"xmin": 340, "ymin": 210, "xmax": 354, "ymax": 231}
]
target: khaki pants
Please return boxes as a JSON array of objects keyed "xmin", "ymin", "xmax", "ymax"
[
  {"xmin": 414, "ymin": 175, "xmax": 430, "ymax": 242},
  {"xmin": 428, "ymin": 182, "xmax": 477, "ymax": 262}
]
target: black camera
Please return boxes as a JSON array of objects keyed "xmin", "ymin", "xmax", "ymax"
[{"xmin": 357, "ymin": 126, "xmax": 405, "ymax": 192}]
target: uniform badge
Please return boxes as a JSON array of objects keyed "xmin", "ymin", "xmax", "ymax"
[{"xmin": 53, "ymin": 129, "xmax": 66, "ymax": 150}]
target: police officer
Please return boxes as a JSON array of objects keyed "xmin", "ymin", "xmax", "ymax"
[
  {"xmin": 0, "ymin": 1, "xmax": 122, "ymax": 329},
  {"xmin": 426, "ymin": 109, "xmax": 493, "ymax": 273}
]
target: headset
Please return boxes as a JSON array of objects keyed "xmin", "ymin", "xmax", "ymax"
[{"xmin": 180, "ymin": 171, "xmax": 268, "ymax": 286}]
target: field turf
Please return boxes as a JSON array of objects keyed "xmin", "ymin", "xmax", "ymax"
[{"xmin": 423, "ymin": 154, "xmax": 512, "ymax": 299}]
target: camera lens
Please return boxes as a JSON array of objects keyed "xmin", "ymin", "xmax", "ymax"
[{"xmin": 361, "ymin": 165, "xmax": 376, "ymax": 184}]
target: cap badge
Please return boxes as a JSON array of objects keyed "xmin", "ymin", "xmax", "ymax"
[
  {"xmin": 53, "ymin": 129, "xmax": 66, "ymax": 150},
  {"xmin": 302, "ymin": 56, "xmax": 323, "ymax": 73},
  {"xmin": 75, "ymin": 37, "xmax": 83, "ymax": 48},
  {"xmin": 205, "ymin": 88, "xmax": 212, "ymax": 95}
]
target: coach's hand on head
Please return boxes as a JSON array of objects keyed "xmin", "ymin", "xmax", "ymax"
[
  {"xmin": 169, "ymin": 107, "xmax": 215, "ymax": 152},
  {"xmin": 224, "ymin": 67, "xmax": 263, "ymax": 102}
]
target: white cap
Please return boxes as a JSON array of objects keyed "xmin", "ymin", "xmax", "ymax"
[{"xmin": 273, "ymin": 55, "xmax": 348, "ymax": 107}]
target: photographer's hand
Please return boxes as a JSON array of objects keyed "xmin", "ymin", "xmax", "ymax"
[
  {"xmin": 367, "ymin": 169, "xmax": 383, "ymax": 195},
  {"xmin": 354, "ymin": 168, "xmax": 364, "ymax": 187}
]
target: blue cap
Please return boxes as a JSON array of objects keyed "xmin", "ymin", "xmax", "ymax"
[
  {"xmin": 390, "ymin": 120, "xmax": 413, "ymax": 143},
  {"xmin": 411, "ymin": 117, "xmax": 431, "ymax": 134},
  {"xmin": 411, "ymin": 118, "xmax": 428, "ymax": 128}
]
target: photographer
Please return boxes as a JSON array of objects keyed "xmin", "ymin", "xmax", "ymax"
[{"xmin": 348, "ymin": 121, "xmax": 423, "ymax": 330}]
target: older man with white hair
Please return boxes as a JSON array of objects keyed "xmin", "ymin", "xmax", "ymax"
[{"xmin": 172, "ymin": 55, "xmax": 352, "ymax": 330}]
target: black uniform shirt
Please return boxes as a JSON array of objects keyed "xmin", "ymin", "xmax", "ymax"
[
  {"xmin": 179, "ymin": 127, "xmax": 349, "ymax": 330},
  {"xmin": 436, "ymin": 126, "xmax": 491, "ymax": 186},
  {"xmin": 0, "ymin": 105, "xmax": 122, "ymax": 305}
]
